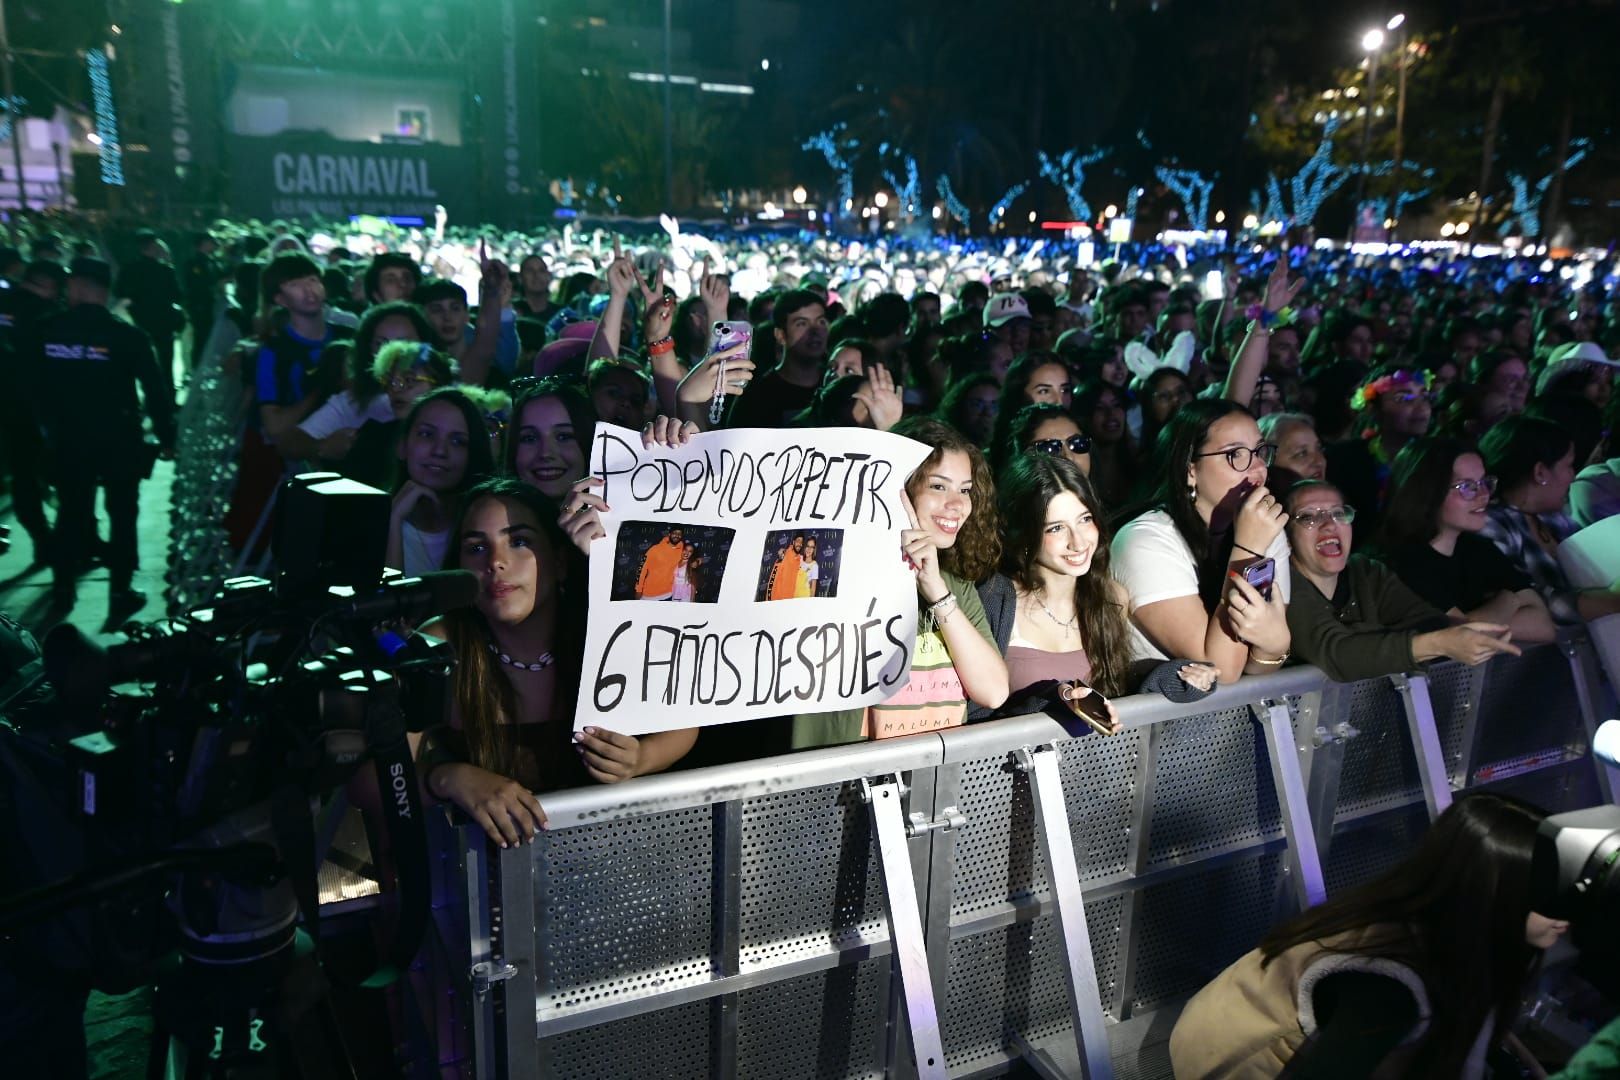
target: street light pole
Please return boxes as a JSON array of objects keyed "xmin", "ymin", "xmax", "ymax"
[
  {"xmin": 1391, "ymin": 30, "xmax": 1408, "ymax": 234},
  {"xmin": 662, "ymin": 0, "xmax": 673, "ymax": 212},
  {"xmin": 1350, "ymin": 29, "xmax": 1383, "ymax": 241},
  {"xmin": 0, "ymin": 0, "xmax": 27, "ymax": 211}
]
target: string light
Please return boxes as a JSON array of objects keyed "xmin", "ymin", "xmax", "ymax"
[
  {"xmin": 1288, "ymin": 116, "xmax": 1349, "ymax": 226},
  {"xmin": 1504, "ymin": 138, "xmax": 1591, "ymax": 239},
  {"xmin": 880, "ymin": 153, "xmax": 921, "ymax": 220},
  {"xmin": 990, "ymin": 182, "xmax": 1028, "ymax": 224},
  {"xmin": 1036, "ymin": 147, "xmax": 1108, "ymax": 222},
  {"xmin": 87, "ymin": 49, "xmax": 123, "ymax": 186},
  {"xmin": 935, "ymin": 175, "xmax": 970, "ymax": 229},
  {"xmin": 1154, "ymin": 166, "xmax": 1216, "ymax": 231},
  {"xmin": 802, "ymin": 124, "xmax": 859, "ymax": 214}
]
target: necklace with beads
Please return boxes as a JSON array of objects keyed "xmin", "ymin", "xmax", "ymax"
[{"xmin": 488, "ymin": 641, "xmax": 555, "ymax": 672}]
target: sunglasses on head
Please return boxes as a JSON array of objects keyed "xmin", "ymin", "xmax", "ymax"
[{"xmin": 1029, "ymin": 434, "xmax": 1093, "ymax": 457}]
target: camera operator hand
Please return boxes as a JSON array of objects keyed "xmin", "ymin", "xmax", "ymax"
[{"xmin": 429, "ymin": 763, "xmax": 546, "ymax": 847}]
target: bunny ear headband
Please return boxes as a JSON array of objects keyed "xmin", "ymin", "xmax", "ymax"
[{"xmin": 1123, "ymin": 330, "xmax": 1196, "ymax": 382}]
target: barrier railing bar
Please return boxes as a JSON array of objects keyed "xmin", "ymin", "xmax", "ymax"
[
  {"xmin": 537, "ymin": 737, "xmax": 947, "ymax": 830},
  {"xmin": 1015, "ymin": 744, "xmax": 1115, "ymax": 1080},
  {"xmin": 461, "ymin": 828, "xmax": 499, "ymax": 1080},
  {"xmin": 1298, "ymin": 689, "xmax": 1346, "ymax": 861},
  {"xmin": 1255, "ymin": 701, "xmax": 1328, "ymax": 908},
  {"xmin": 535, "ymin": 937, "xmax": 899, "ymax": 1035},
  {"xmin": 710, "ymin": 801, "xmax": 743, "ymax": 1080},
  {"xmin": 497, "ymin": 842, "xmax": 542, "ymax": 1077},
  {"xmin": 1564, "ymin": 636, "xmax": 1619, "ymax": 803},
  {"xmin": 863, "ymin": 774, "xmax": 949, "ymax": 1079},
  {"xmin": 1393, "ymin": 673, "xmax": 1455, "ymax": 820},
  {"xmin": 917, "ymin": 762, "xmax": 961, "ymax": 1016},
  {"xmin": 947, "ymin": 836, "xmax": 1299, "ymax": 941},
  {"xmin": 1453, "ymin": 659, "xmax": 1491, "ymax": 787},
  {"xmin": 1113, "ymin": 723, "xmax": 1160, "ymax": 1021}
]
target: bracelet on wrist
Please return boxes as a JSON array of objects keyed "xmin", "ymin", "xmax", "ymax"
[
  {"xmin": 1249, "ymin": 649, "xmax": 1289, "ymax": 666},
  {"xmin": 647, "ymin": 337, "xmax": 675, "ymax": 357}
]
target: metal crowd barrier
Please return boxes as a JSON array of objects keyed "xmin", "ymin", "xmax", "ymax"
[{"xmin": 449, "ymin": 633, "xmax": 1617, "ymax": 1079}]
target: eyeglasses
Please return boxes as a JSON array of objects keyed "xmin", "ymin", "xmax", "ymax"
[
  {"xmin": 1450, "ymin": 475, "xmax": 1498, "ymax": 500},
  {"xmin": 386, "ymin": 371, "xmax": 437, "ymax": 393},
  {"xmin": 1194, "ymin": 442, "xmax": 1276, "ymax": 472},
  {"xmin": 1030, "ymin": 434, "xmax": 1093, "ymax": 457},
  {"xmin": 1292, "ymin": 506, "xmax": 1357, "ymax": 529}
]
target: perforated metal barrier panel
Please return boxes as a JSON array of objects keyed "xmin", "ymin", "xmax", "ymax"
[{"xmin": 454, "ymin": 636, "xmax": 1615, "ymax": 1079}]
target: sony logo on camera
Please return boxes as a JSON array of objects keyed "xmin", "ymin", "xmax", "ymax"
[{"xmin": 390, "ymin": 762, "xmax": 412, "ymax": 819}]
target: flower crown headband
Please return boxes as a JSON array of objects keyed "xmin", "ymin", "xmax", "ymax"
[{"xmin": 1350, "ymin": 368, "xmax": 1432, "ymax": 412}]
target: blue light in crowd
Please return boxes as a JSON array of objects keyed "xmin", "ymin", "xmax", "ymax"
[{"xmin": 87, "ymin": 49, "xmax": 124, "ymax": 186}]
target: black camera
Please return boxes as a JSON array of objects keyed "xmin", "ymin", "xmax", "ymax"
[{"xmin": 0, "ymin": 474, "xmax": 474, "ymax": 1073}]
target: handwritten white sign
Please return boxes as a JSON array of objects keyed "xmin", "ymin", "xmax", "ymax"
[{"xmin": 576, "ymin": 424, "xmax": 931, "ymax": 734}]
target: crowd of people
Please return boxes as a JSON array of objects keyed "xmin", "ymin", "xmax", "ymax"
[{"xmin": 3, "ymin": 210, "xmax": 1620, "ymax": 1074}]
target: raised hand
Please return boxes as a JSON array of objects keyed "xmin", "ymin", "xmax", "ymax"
[
  {"xmin": 675, "ymin": 341, "xmax": 754, "ymax": 405},
  {"xmin": 853, "ymin": 363, "xmax": 903, "ymax": 431},
  {"xmin": 558, "ymin": 475, "xmax": 609, "ymax": 554},
  {"xmin": 1264, "ymin": 252, "xmax": 1304, "ymax": 314}
]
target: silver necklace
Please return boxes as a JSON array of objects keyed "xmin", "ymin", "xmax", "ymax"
[
  {"xmin": 488, "ymin": 641, "xmax": 555, "ymax": 672},
  {"xmin": 1035, "ymin": 594, "xmax": 1078, "ymax": 634}
]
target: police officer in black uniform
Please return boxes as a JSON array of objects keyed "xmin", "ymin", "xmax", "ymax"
[
  {"xmin": 0, "ymin": 260, "xmax": 66, "ymax": 557},
  {"xmin": 30, "ymin": 257, "xmax": 176, "ymax": 614}
]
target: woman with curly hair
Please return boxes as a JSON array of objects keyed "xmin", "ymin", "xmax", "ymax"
[{"xmin": 792, "ymin": 417, "xmax": 1009, "ymax": 748}]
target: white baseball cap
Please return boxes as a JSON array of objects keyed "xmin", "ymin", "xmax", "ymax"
[{"xmin": 983, "ymin": 292, "xmax": 1032, "ymax": 328}]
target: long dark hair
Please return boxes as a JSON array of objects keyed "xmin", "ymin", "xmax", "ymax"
[
  {"xmin": 504, "ymin": 376, "xmax": 599, "ymax": 476},
  {"xmin": 934, "ymin": 372, "xmax": 1001, "ymax": 445},
  {"xmin": 1377, "ymin": 437, "xmax": 1476, "ymax": 549},
  {"xmin": 994, "ymin": 402, "xmax": 1074, "ymax": 478},
  {"xmin": 1479, "ymin": 414, "xmax": 1572, "ymax": 494},
  {"xmin": 990, "ymin": 351, "xmax": 1067, "ymax": 456},
  {"xmin": 892, "ymin": 416, "xmax": 1001, "ymax": 583},
  {"xmin": 399, "ymin": 388, "xmax": 497, "ymax": 494},
  {"xmin": 1260, "ymin": 793, "xmax": 1546, "ymax": 1076},
  {"xmin": 1133, "ymin": 397, "xmax": 1251, "ymax": 609},
  {"xmin": 997, "ymin": 455, "xmax": 1133, "ymax": 697},
  {"xmin": 436, "ymin": 479, "xmax": 585, "ymax": 777}
]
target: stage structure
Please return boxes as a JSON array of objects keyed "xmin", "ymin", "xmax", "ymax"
[{"xmin": 114, "ymin": 0, "xmax": 543, "ymax": 225}]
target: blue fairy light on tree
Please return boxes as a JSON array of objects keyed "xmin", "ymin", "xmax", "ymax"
[
  {"xmin": 1154, "ymin": 166, "xmax": 1216, "ymax": 231},
  {"xmin": 935, "ymin": 175, "xmax": 970, "ymax": 230},
  {"xmin": 1036, "ymin": 147, "xmax": 1109, "ymax": 221}
]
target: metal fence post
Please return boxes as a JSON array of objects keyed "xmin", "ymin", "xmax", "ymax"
[
  {"xmin": 1013, "ymin": 744, "xmax": 1115, "ymax": 1080},
  {"xmin": 1254, "ymin": 701, "xmax": 1327, "ymax": 908},
  {"xmin": 499, "ymin": 841, "xmax": 541, "ymax": 1077},
  {"xmin": 1391, "ymin": 672, "xmax": 1454, "ymax": 819},
  {"xmin": 710, "ymin": 801, "xmax": 743, "ymax": 1080},
  {"xmin": 862, "ymin": 775, "xmax": 948, "ymax": 1079}
]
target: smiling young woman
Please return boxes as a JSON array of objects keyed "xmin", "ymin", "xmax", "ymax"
[{"xmin": 791, "ymin": 418, "xmax": 1009, "ymax": 749}]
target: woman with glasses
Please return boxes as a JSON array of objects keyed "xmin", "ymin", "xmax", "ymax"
[
  {"xmin": 1136, "ymin": 368, "xmax": 1193, "ymax": 459},
  {"xmin": 1373, "ymin": 438, "xmax": 1557, "ymax": 643},
  {"xmin": 1281, "ymin": 478, "xmax": 1520, "ymax": 682},
  {"xmin": 282, "ymin": 304, "xmax": 443, "ymax": 482},
  {"xmin": 1479, "ymin": 415, "xmax": 1620, "ymax": 623},
  {"xmin": 1111, "ymin": 399, "xmax": 1292, "ymax": 684},
  {"xmin": 993, "ymin": 402, "xmax": 1091, "ymax": 479},
  {"xmin": 974, "ymin": 455, "xmax": 1217, "ymax": 726}
]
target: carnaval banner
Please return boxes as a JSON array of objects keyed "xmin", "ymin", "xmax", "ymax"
[
  {"xmin": 577, "ymin": 425, "xmax": 932, "ymax": 735},
  {"xmin": 226, "ymin": 135, "xmax": 474, "ymax": 221}
]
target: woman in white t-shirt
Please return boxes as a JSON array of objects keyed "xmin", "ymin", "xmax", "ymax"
[{"xmin": 1110, "ymin": 399, "xmax": 1292, "ymax": 683}]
